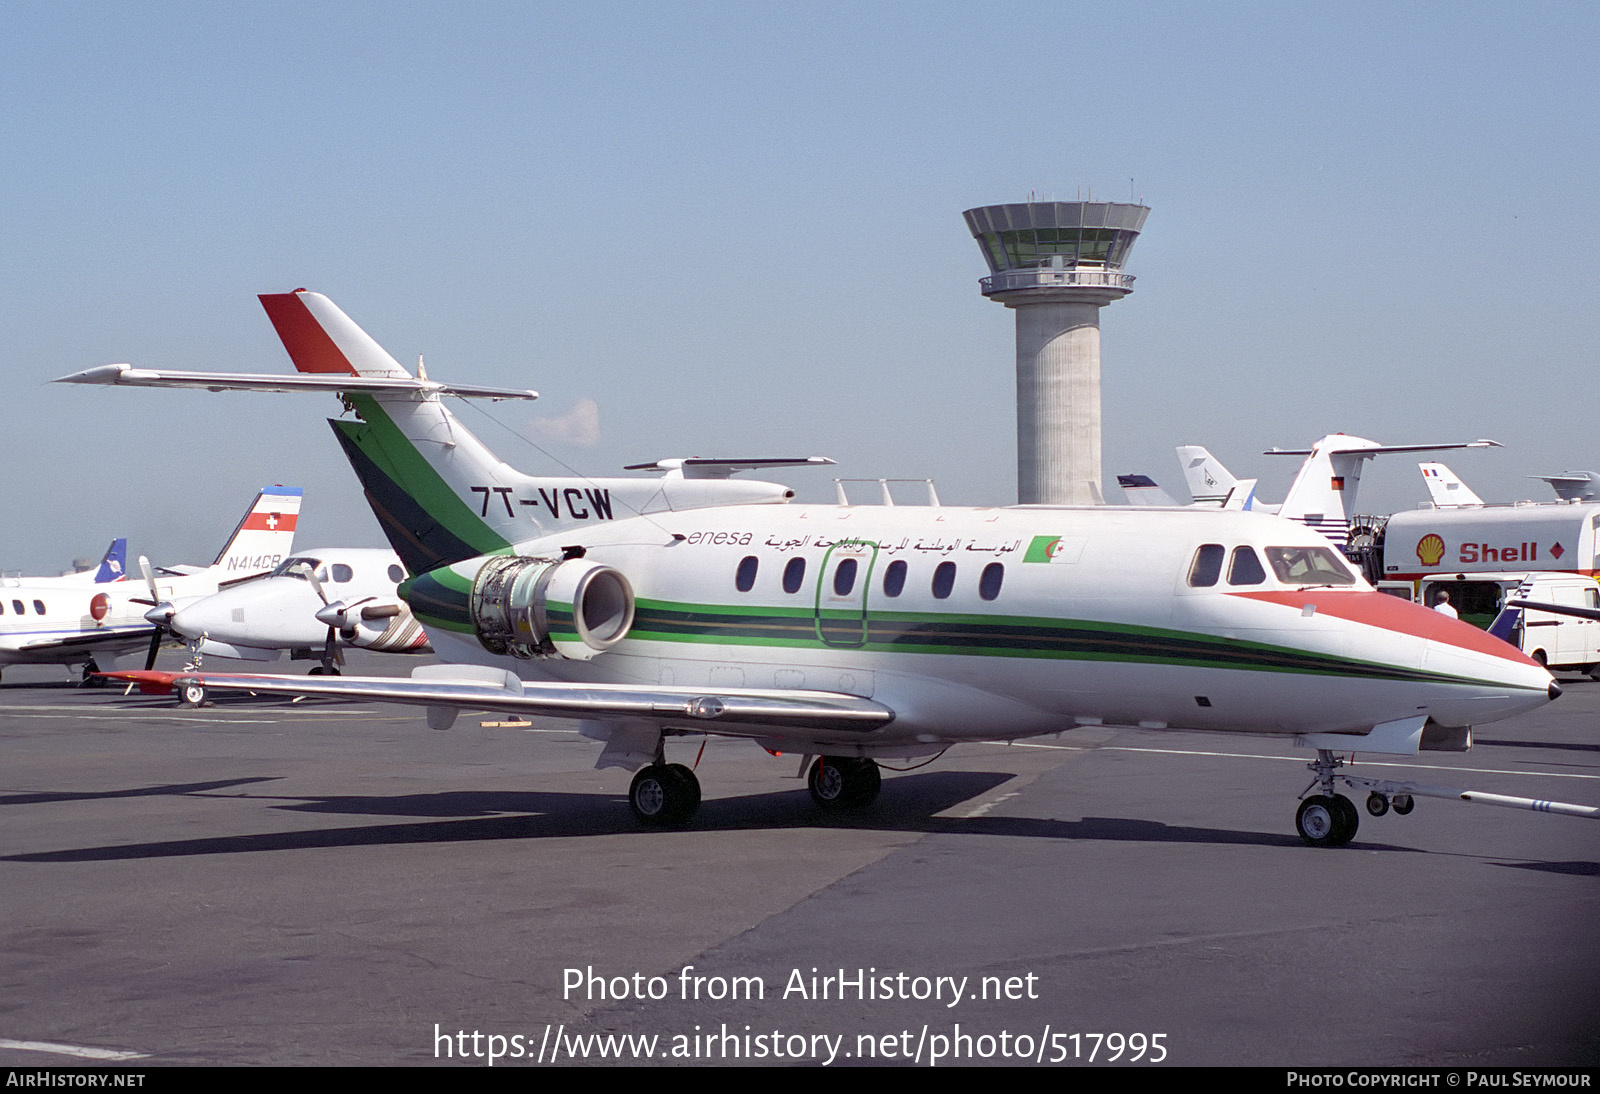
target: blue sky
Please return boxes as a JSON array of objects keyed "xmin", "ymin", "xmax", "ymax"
[{"xmin": 3, "ymin": 2, "xmax": 1596, "ymax": 572}]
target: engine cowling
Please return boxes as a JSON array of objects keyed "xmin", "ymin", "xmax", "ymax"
[{"xmin": 468, "ymin": 555, "xmax": 635, "ymax": 661}]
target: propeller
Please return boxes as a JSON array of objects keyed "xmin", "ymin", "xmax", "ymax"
[
  {"xmin": 135, "ymin": 555, "xmax": 177, "ymax": 671},
  {"xmin": 295, "ymin": 562, "xmax": 345, "ymax": 674}
]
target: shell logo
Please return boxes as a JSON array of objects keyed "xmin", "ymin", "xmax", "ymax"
[{"xmin": 1416, "ymin": 534, "xmax": 1447, "ymax": 567}]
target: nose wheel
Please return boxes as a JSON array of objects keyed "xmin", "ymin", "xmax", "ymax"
[
  {"xmin": 1296, "ymin": 749, "xmax": 1360, "ymax": 847},
  {"xmin": 1296, "ymin": 793, "xmax": 1358, "ymax": 847}
]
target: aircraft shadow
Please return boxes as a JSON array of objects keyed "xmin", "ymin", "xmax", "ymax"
[
  {"xmin": 0, "ymin": 776, "xmax": 278, "ymax": 807},
  {"xmin": 0, "ymin": 768, "xmax": 1418, "ymax": 862}
]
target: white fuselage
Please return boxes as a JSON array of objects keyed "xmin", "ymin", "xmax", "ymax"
[
  {"xmin": 420, "ymin": 504, "xmax": 1552, "ymax": 755},
  {"xmin": 171, "ymin": 548, "xmax": 422, "ymax": 660}
]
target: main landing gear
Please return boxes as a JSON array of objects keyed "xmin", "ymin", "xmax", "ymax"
[
  {"xmin": 629, "ymin": 762, "xmax": 702, "ymax": 826},
  {"xmin": 807, "ymin": 756, "xmax": 882, "ymax": 810},
  {"xmin": 626, "ymin": 747, "xmax": 885, "ymax": 827}
]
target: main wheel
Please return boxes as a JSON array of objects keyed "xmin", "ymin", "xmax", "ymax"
[
  {"xmin": 1391, "ymin": 794, "xmax": 1415, "ymax": 816},
  {"xmin": 177, "ymin": 681, "xmax": 206, "ymax": 707},
  {"xmin": 1296, "ymin": 795, "xmax": 1343, "ymax": 848},
  {"xmin": 629, "ymin": 763, "xmax": 700, "ymax": 826},
  {"xmin": 81, "ymin": 660, "xmax": 107, "ymax": 688},
  {"xmin": 1366, "ymin": 792, "xmax": 1390, "ymax": 817},
  {"xmin": 808, "ymin": 757, "xmax": 881, "ymax": 809}
]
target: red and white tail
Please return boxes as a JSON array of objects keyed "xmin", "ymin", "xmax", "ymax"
[
  {"xmin": 211, "ymin": 486, "xmax": 303, "ymax": 577},
  {"xmin": 258, "ymin": 290, "xmax": 412, "ymax": 378}
]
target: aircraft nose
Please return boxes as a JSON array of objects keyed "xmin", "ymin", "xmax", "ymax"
[{"xmin": 1549, "ymin": 680, "xmax": 1563, "ymax": 701}]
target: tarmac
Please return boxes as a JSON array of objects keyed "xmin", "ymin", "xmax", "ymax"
[{"xmin": 1, "ymin": 650, "xmax": 1595, "ymax": 1067}]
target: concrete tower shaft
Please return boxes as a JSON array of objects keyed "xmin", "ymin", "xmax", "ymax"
[{"xmin": 964, "ymin": 201, "xmax": 1149, "ymax": 506}]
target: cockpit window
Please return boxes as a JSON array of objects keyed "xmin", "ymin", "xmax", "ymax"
[
  {"xmin": 1227, "ymin": 546, "xmax": 1267, "ymax": 586},
  {"xmin": 1264, "ymin": 546, "xmax": 1358, "ymax": 586},
  {"xmin": 272, "ymin": 556, "xmax": 326, "ymax": 581},
  {"xmin": 1188, "ymin": 544, "xmax": 1225, "ymax": 587}
]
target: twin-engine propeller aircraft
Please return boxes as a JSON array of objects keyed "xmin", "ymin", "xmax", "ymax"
[
  {"xmin": 57, "ymin": 291, "xmax": 1571, "ymax": 846},
  {"xmin": 166, "ymin": 547, "xmax": 429, "ymax": 671},
  {"xmin": 0, "ymin": 488, "xmax": 300, "ymax": 682}
]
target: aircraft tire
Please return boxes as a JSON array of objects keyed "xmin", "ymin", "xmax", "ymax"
[
  {"xmin": 663, "ymin": 763, "xmax": 701, "ymax": 820},
  {"xmin": 630, "ymin": 763, "xmax": 698, "ymax": 826},
  {"xmin": 1296, "ymin": 795, "xmax": 1343, "ymax": 848},
  {"xmin": 1366, "ymin": 792, "xmax": 1390, "ymax": 817},
  {"xmin": 81, "ymin": 660, "xmax": 107, "ymax": 688},
  {"xmin": 808, "ymin": 757, "xmax": 880, "ymax": 809},
  {"xmin": 1391, "ymin": 794, "xmax": 1415, "ymax": 816},
  {"xmin": 1330, "ymin": 794, "xmax": 1359, "ymax": 845},
  {"xmin": 177, "ymin": 681, "xmax": 206, "ymax": 707}
]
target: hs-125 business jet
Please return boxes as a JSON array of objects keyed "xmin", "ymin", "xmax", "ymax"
[{"xmin": 57, "ymin": 291, "xmax": 1572, "ymax": 846}]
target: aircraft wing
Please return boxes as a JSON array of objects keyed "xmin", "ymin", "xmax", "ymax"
[
  {"xmin": 54, "ymin": 364, "xmax": 538, "ymax": 401},
  {"xmin": 106, "ymin": 665, "xmax": 895, "ymax": 733},
  {"xmin": 18, "ymin": 627, "xmax": 155, "ymax": 652}
]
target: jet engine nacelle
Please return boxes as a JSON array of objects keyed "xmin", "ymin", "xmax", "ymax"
[{"xmin": 468, "ymin": 555, "xmax": 634, "ymax": 661}]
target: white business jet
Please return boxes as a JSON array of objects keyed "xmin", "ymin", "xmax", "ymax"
[{"xmin": 57, "ymin": 291, "xmax": 1569, "ymax": 846}]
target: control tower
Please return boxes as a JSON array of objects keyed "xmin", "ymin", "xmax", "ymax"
[{"xmin": 963, "ymin": 201, "xmax": 1149, "ymax": 505}]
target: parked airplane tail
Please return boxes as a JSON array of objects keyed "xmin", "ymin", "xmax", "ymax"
[
  {"xmin": 92, "ymin": 538, "xmax": 127, "ymax": 583},
  {"xmin": 58, "ymin": 290, "xmax": 824, "ymax": 576},
  {"xmin": 1176, "ymin": 446, "xmax": 1236, "ymax": 507},
  {"xmin": 258, "ymin": 292, "xmax": 809, "ymax": 575},
  {"xmin": 1274, "ymin": 437, "xmax": 1500, "ymax": 549},
  {"xmin": 210, "ymin": 486, "xmax": 303, "ymax": 577},
  {"xmin": 1420, "ymin": 463, "xmax": 1484, "ymax": 508},
  {"xmin": 1116, "ymin": 474, "xmax": 1179, "ymax": 506}
]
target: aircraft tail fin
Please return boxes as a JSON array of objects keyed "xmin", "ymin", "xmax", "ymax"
[
  {"xmin": 1420, "ymin": 463, "xmax": 1484, "ymax": 508},
  {"xmin": 258, "ymin": 291, "xmax": 412, "ymax": 378},
  {"xmin": 209, "ymin": 487, "xmax": 302, "ymax": 577},
  {"xmin": 1176, "ymin": 446, "xmax": 1237, "ymax": 507},
  {"xmin": 1117, "ymin": 474, "xmax": 1179, "ymax": 507},
  {"xmin": 92, "ymin": 538, "xmax": 127, "ymax": 583}
]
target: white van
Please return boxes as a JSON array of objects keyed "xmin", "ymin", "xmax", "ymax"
[{"xmin": 1427, "ymin": 571, "xmax": 1600, "ymax": 672}]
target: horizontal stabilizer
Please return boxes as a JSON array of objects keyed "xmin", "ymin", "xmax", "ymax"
[
  {"xmin": 622, "ymin": 456, "xmax": 836, "ymax": 480},
  {"xmin": 1266, "ymin": 439, "xmax": 1501, "ymax": 457},
  {"xmin": 54, "ymin": 364, "xmax": 538, "ymax": 401}
]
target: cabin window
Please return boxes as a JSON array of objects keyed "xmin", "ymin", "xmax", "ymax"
[
  {"xmin": 11, "ymin": 600, "xmax": 22, "ymax": 615},
  {"xmin": 1264, "ymin": 546, "xmax": 1357, "ymax": 586},
  {"xmin": 1227, "ymin": 547, "xmax": 1267, "ymax": 586},
  {"xmin": 979, "ymin": 562, "xmax": 1004, "ymax": 601},
  {"xmin": 33, "ymin": 600, "xmax": 45, "ymax": 615},
  {"xmin": 0, "ymin": 601, "xmax": 6, "ymax": 615},
  {"xmin": 882, "ymin": 559, "xmax": 907, "ymax": 597},
  {"xmin": 388, "ymin": 564, "xmax": 405, "ymax": 583},
  {"xmin": 735, "ymin": 555, "xmax": 759, "ymax": 592},
  {"xmin": 833, "ymin": 558, "xmax": 858, "ymax": 596},
  {"xmin": 1188, "ymin": 544, "xmax": 1225, "ymax": 587},
  {"xmin": 331, "ymin": 564, "xmax": 354, "ymax": 583},
  {"xmin": 932, "ymin": 561, "xmax": 957, "ymax": 599},
  {"xmin": 782, "ymin": 557, "xmax": 806, "ymax": 594}
]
